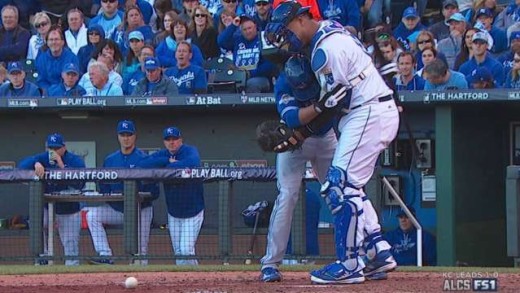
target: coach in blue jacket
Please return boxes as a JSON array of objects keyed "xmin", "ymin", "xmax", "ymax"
[
  {"xmin": 139, "ymin": 126, "xmax": 204, "ymax": 265},
  {"xmin": 18, "ymin": 133, "xmax": 85, "ymax": 266},
  {"xmin": 384, "ymin": 207, "xmax": 437, "ymax": 266}
]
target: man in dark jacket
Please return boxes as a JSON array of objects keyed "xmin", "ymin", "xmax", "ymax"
[
  {"xmin": 132, "ymin": 57, "xmax": 178, "ymax": 96},
  {"xmin": 0, "ymin": 5, "xmax": 30, "ymax": 63},
  {"xmin": 48, "ymin": 63, "xmax": 86, "ymax": 97},
  {"xmin": 0, "ymin": 61, "xmax": 40, "ymax": 97}
]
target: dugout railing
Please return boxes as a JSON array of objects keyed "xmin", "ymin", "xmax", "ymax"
[{"xmin": 0, "ymin": 167, "xmax": 321, "ymax": 265}]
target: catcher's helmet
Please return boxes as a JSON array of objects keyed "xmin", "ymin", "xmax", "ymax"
[
  {"xmin": 284, "ymin": 54, "xmax": 320, "ymax": 102},
  {"xmin": 270, "ymin": 1, "xmax": 310, "ymax": 26}
]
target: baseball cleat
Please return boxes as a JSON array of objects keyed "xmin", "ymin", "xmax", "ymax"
[
  {"xmin": 260, "ymin": 267, "xmax": 282, "ymax": 282},
  {"xmin": 366, "ymin": 271, "xmax": 388, "ymax": 281},
  {"xmin": 88, "ymin": 258, "xmax": 114, "ymax": 265},
  {"xmin": 363, "ymin": 250, "xmax": 397, "ymax": 277},
  {"xmin": 310, "ymin": 261, "xmax": 365, "ymax": 284}
]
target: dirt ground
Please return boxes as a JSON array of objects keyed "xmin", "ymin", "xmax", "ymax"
[{"xmin": 0, "ymin": 271, "xmax": 518, "ymax": 293}]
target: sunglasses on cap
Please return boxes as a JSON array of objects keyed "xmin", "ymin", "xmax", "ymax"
[{"xmin": 35, "ymin": 21, "xmax": 49, "ymax": 29}]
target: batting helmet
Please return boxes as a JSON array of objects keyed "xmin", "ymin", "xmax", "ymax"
[{"xmin": 284, "ymin": 54, "xmax": 320, "ymax": 102}]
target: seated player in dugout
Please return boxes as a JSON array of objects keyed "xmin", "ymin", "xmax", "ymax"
[{"xmin": 384, "ymin": 206, "xmax": 437, "ymax": 266}]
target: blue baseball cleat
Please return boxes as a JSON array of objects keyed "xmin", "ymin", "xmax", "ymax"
[
  {"xmin": 364, "ymin": 250, "xmax": 397, "ymax": 277},
  {"xmin": 310, "ymin": 261, "xmax": 365, "ymax": 284},
  {"xmin": 260, "ymin": 267, "xmax": 282, "ymax": 282}
]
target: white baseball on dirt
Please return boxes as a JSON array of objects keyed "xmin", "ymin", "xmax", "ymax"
[{"xmin": 125, "ymin": 277, "xmax": 138, "ymax": 289}]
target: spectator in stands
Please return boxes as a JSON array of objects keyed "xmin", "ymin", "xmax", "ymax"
[
  {"xmin": 384, "ymin": 206, "xmax": 437, "ymax": 266},
  {"xmin": 0, "ymin": 61, "xmax": 40, "ymax": 97},
  {"xmin": 438, "ymin": 13, "xmax": 467, "ymax": 69},
  {"xmin": 190, "ymin": 6, "xmax": 219, "ymax": 60},
  {"xmin": 392, "ymin": 7, "xmax": 425, "ymax": 51},
  {"xmin": 218, "ymin": 9, "xmax": 236, "ymax": 34},
  {"xmin": 469, "ymin": 66, "xmax": 495, "ymax": 89},
  {"xmin": 366, "ymin": 0, "xmax": 390, "ymax": 28},
  {"xmin": 119, "ymin": 0, "xmax": 155, "ymax": 25},
  {"xmin": 91, "ymin": 38, "xmax": 124, "ymax": 73},
  {"xmin": 466, "ymin": 0, "xmax": 502, "ymax": 24},
  {"xmin": 454, "ymin": 28, "xmax": 478, "ymax": 70},
  {"xmin": 213, "ymin": 0, "xmax": 243, "ymax": 30},
  {"xmin": 0, "ymin": 5, "xmax": 30, "ymax": 63},
  {"xmin": 132, "ymin": 56, "xmax": 178, "ymax": 96},
  {"xmin": 18, "ymin": 133, "xmax": 85, "ymax": 266},
  {"xmin": 498, "ymin": 31, "xmax": 520, "ymax": 76},
  {"xmin": 415, "ymin": 31, "xmax": 448, "ymax": 71},
  {"xmin": 374, "ymin": 32, "xmax": 403, "ymax": 66},
  {"xmin": 495, "ymin": 0, "xmax": 520, "ymax": 31},
  {"xmin": 112, "ymin": 5, "xmax": 153, "ymax": 56},
  {"xmin": 428, "ymin": 0, "xmax": 460, "ymax": 42},
  {"xmin": 474, "ymin": 8, "xmax": 507, "ymax": 55},
  {"xmin": 252, "ymin": 0, "xmax": 272, "ymax": 31},
  {"xmin": 459, "ymin": 31, "xmax": 505, "ymax": 86},
  {"xmin": 505, "ymin": 51, "xmax": 520, "ymax": 88},
  {"xmin": 218, "ymin": 15, "xmax": 276, "ymax": 93},
  {"xmin": 48, "ymin": 63, "xmax": 86, "ymax": 96},
  {"xmin": 80, "ymin": 52, "xmax": 123, "ymax": 93},
  {"xmin": 35, "ymin": 25, "xmax": 79, "ymax": 93},
  {"xmin": 152, "ymin": 0, "xmax": 174, "ymax": 33},
  {"xmin": 84, "ymin": 61, "xmax": 124, "ymax": 96},
  {"xmin": 121, "ymin": 30, "xmax": 145, "ymax": 76},
  {"xmin": 316, "ymin": 0, "xmax": 360, "ymax": 33},
  {"xmin": 179, "ymin": 0, "xmax": 200, "ymax": 26},
  {"xmin": 393, "ymin": 52, "xmax": 425, "ymax": 91},
  {"xmin": 153, "ymin": 10, "xmax": 179, "ymax": 46},
  {"xmin": 90, "ymin": 0, "xmax": 124, "ymax": 38},
  {"xmin": 0, "ymin": 0, "xmax": 40, "ymax": 30},
  {"xmin": 139, "ymin": 126, "xmax": 205, "ymax": 265},
  {"xmin": 35, "ymin": 0, "xmax": 81, "ymax": 26},
  {"xmin": 87, "ymin": 120, "xmax": 159, "ymax": 265},
  {"xmin": 78, "ymin": 25, "xmax": 106, "ymax": 74},
  {"xmin": 164, "ymin": 41, "xmax": 207, "ymax": 94},
  {"xmin": 27, "ymin": 12, "xmax": 51, "ymax": 60},
  {"xmin": 0, "ymin": 64, "xmax": 6, "ymax": 85},
  {"xmin": 156, "ymin": 19, "xmax": 204, "ymax": 68},
  {"xmin": 423, "ymin": 59, "xmax": 468, "ymax": 90},
  {"xmin": 65, "ymin": 8, "xmax": 88, "ymax": 55},
  {"xmin": 122, "ymin": 44, "xmax": 154, "ymax": 94},
  {"xmin": 417, "ymin": 48, "xmax": 438, "ymax": 77}
]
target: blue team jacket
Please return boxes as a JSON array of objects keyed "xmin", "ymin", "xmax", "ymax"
[
  {"xmin": 18, "ymin": 151, "xmax": 85, "ymax": 214},
  {"xmin": 0, "ymin": 81, "xmax": 41, "ymax": 97},
  {"xmin": 138, "ymin": 145, "xmax": 204, "ymax": 218},
  {"xmin": 99, "ymin": 147, "xmax": 159, "ymax": 213},
  {"xmin": 459, "ymin": 55, "xmax": 505, "ymax": 87},
  {"xmin": 35, "ymin": 47, "xmax": 79, "ymax": 91},
  {"xmin": 47, "ymin": 83, "xmax": 86, "ymax": 97},
  {"xmin": 384, "ymin": 227, "xmax": 437, "ymax": 266}
]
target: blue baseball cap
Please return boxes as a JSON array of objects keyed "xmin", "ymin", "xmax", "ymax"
[
  {"xmin": 128, "ymin": 30, "xmax": 144, "ymax": 41},
  {"xmin": 62, "ymin": 63, "xmax": 79, "ymax": 74},
  {"xmin": 476, "ymin": 8, "xmax": 493, "ymax": 18},
  {"xmin": 470, "ymin": 67, "xmax": 493, "ymax": 83},
  {"xmin": 7, "ymin": 61, "xmax": 23, "ymax": 74},
  {"xmin": 117, "ymin": 120, "xmax": 136, "ymax": 134},
  {"xmin": 447, "ymin": 12, "xmax": 465, "ymax": 23},
  {"xmin": 163, "ymin": 126, "xmax": 182, "ymax": 139},
  {"xmin": 510, "ymin": 31, "xmax": 520, "ymax": 43},
  {"xmin": 144, "ymin": 57, "xmax": 160, "ymax": 70},
  {"xmin": 402, "ymin": 7, "xmax": 418, "ymax": 19},
  {"xmin": 397, "ymin": 206, "xmax": 416, "ymax": 218},
  {"xmin": 46, "ymin": 133, "xmax": 65, "ymax": 148}
]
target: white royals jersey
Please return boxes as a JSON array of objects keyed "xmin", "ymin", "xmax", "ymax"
[{"xmin": 310, "ymin": 21, "xmax": 393, "ymax": 108}]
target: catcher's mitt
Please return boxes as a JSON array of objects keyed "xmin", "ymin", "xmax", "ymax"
[{"xmin": 256, "ymin": 120, "xmax": 303, "ymax": 153}]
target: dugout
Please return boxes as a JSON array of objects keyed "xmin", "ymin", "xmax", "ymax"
[{"xmin": 0, "ymin": 90, "xmax": 518, "ymax": 266}]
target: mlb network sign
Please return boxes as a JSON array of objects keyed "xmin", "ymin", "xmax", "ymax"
[{"xmin": 443, "ymin": 278, "xmax": 497, "ymax": 291}]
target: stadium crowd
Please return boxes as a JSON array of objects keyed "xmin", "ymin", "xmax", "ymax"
[{"xmin": 0, "ymin": 0, "xmax": 519, "ymax": 98}]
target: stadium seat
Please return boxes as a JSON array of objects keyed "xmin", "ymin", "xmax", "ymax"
[
  {"xmin": 20, "ymin": 59, "xmax": 36, "ymax": 73},
  {"xmin": 207, "ymin": 69, "xmax": 246, "ymax": 93},
  {"xmin": 203, "ymin": 57, "xmax": 235, "ymax": 72}
]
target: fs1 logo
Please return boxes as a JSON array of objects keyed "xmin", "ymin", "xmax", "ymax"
[{"xmin": 472, "ymin": 278, "xmax": 497, "ymax": 291}]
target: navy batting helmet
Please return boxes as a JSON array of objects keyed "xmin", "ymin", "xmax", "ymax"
[
  {"xmin": 284, "ymin": 54, "xmax": 320, "ymax": 102},
  {"xmin": 265, "ymin": 1, "xmax": 310, "ymax": 52}
]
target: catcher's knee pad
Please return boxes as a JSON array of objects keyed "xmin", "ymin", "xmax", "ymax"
[
  {"xmin": 320, "ymin": 166, "xmax": 358, "ymax": 214},
  {"xmin": 333, "ymin": 198, "xmax": 363, "ymax": 263},
  {"xmin": 364, "ymin": 231, "xmax": 384, "ymax": 259}
]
